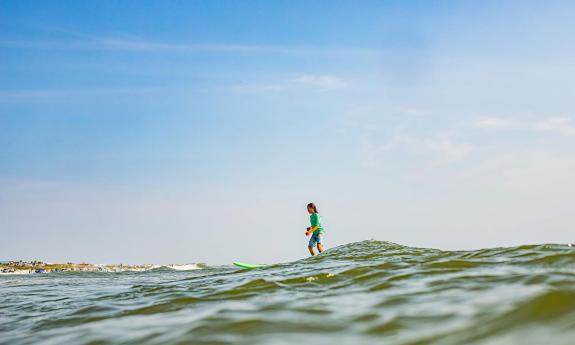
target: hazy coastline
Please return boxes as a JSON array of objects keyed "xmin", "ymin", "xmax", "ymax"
[{"xmin": 0, "ymin": 261, "xmax": 205, "ymax": 274}]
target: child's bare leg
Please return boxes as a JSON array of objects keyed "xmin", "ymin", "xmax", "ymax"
[
  {"xmin": 317, "ymin": 243, "xmax": 324, "ymax": 253},
  {"xmin": 308, "ymin": 246, "xmax": 316, "ymax": 256}
]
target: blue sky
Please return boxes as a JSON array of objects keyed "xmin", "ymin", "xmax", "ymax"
[{"xmin": 1, "ymin": 1, "xmax": 574, "ymax": 264}]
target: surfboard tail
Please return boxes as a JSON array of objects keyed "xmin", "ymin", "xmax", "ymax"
[{"xmin": 233, "ymin": 262, "xmax": 267, "ymax": 269}]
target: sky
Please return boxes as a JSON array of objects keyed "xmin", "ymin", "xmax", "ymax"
[{"xmin": 1, "ymin": 0, "xmax": 574, "ymax": 265}]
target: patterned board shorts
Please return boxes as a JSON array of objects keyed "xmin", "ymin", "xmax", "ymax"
[{"xmin": 308, "ymin": 232, "xmax": 324, "ymax": 247}]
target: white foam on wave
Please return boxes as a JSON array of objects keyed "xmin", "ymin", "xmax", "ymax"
[{"xmin": 153, "ymin": 264, "xmax": 204, "ymax": 271}]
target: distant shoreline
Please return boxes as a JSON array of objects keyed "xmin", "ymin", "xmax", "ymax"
[
  {"xmin": 0, "ymin": 263, "xmax": 154, "ymax": 275},
  {"xmin": 0, "ymin": 262, "xmax": 205, "ymax": 275}
]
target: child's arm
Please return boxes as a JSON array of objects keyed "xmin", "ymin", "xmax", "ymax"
[{"xmin": 306, "ymin": 225, "xmax": 319, "ymax": 236}]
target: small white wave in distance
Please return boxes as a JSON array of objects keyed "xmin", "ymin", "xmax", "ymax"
[{"xmin": 153, "ymin": 264, "xmax": 205, "ymax": 271}]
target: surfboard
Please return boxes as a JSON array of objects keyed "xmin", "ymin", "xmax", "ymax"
[{"xmin": 233, "ymin": 262, "xmax": 267, "ymax": 269}]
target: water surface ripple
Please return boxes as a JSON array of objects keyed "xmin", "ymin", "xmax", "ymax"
[{"xmin": 2, "ymin": 241, "xmax": 574, "ymax": 345}]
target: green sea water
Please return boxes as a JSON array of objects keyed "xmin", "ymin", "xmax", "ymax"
[{"xmin": 1, "ymin": 241, "xmax": 574, "ymax": 345}]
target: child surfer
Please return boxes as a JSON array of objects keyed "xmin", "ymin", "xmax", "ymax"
[{"xmin": 305, "ymin": 202, "xmax": 325, "ymax": 256}]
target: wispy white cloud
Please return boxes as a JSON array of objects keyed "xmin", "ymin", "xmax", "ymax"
[
  {"xmin": 232, "ymin": 74, "xmax": 349, "ymax": 93},
  {"xmin": 290, "ymin": 74, "xmax": 349, "ymax": 90},
  {"xmin": 533, "ymin": 118, "xmax": 575, "ymax": 136},
  {"xmin": 471, "ymin": 116, "xmax": 575, "ymax": 136},
  {"xmin": 394, "ymin": 106, "xmax": 432, "ymax": 117},
  {"xmin": 384, "ymin": 133, "xmax": 474, "ymax": 164},
  {"xmin": 1, "ymin": 25, "xmax": 380, "ymax": 56},
  {"xmin": 0, "ymin": 87, "xmax": 160, "ymax": 102},
  {"xmin": 97, "ymin": 39, "xmax": 310, "ymax": 54},
  {"xmin": 0, "ymin": 75, "xmax": 350, "ymax": 102},
  {"xmin": 471, "ymin": 117, "xmax": 515, "ymax": 130},
  {"xmin": 0, "ymin": 37, "xmax": 377, "ymax": 57},
  {"xmin": 361, "ymin": 130, "xmax": 474, "ymax": 168}
]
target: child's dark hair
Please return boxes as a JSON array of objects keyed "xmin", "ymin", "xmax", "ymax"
[{"xmin": 307, "ymin": 202, "xmax": 318, "ymax": 213}]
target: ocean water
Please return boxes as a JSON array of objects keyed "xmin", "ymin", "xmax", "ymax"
[{"xmin": 1, "ymin": 241, "xmax": 574, "ymax": 345}]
